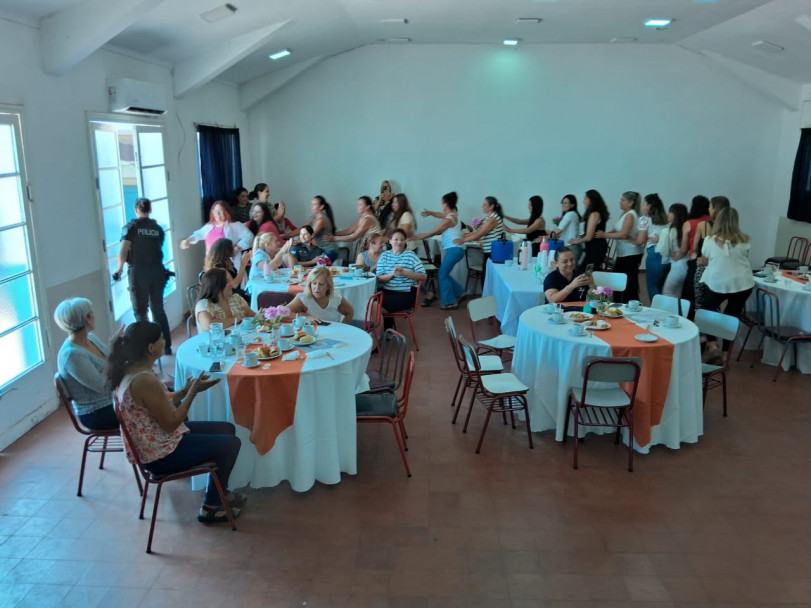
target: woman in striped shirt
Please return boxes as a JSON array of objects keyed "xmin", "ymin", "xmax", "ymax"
[
  {"xmin": 376, "ymin": 228, "xmax": 426, "ymax": 328},
  {"xmin": 454, "ymin": 196, "xmax": 505, "ymax": 286}
]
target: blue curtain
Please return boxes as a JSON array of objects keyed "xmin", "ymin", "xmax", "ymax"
[
  {"xmin": 788, "ymin": 128, "xmax": 811, "ymax": 224},
  {"xmin": 197, "ymin": 125, "xmax": 242, "ymax": 223}
]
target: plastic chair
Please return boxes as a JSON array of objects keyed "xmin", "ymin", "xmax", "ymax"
[
  {"xmin": 467, "ymin": 295, "xmax": 516, "ymax": 359},
  {"xmin": 256, "ymin": 291, "xmax": 295, "ymax": 309},
  {"xmin": 458, "ymin": 335, "xmax": 533, "ymax": 454},
  {"xmin": 114, "ymin": 397, "xmax": 237, "ymax": 553},
  {"xmin": 592, "ymin": 271, "xmax": 627, "ymax": 295},
  {"xmin": 465, "ymin": 245, "xmax": 484, "ymax": 295},
  {"xmin": 367, "ymin": 329, "xmax": 408, "ymax": 393},
  {"xmin": 185, "ymin": 283, "xmax": 201, "ymax": 337},
  {"xmin": 356, "ymin": 351, "xmax": 416, "ymax": 477},
  {"xmin": 383, "ymin": 283, "xmax": 421, "ymax": 350},
  {"xmin": 563, "ymin": 356, "xmax": 642, "ymax": 471},
  {"xmin": 694, "ymin": 309, "xmax": 739, "ymax": 417},
  {"xmin": 54, "ymin": 375, "xmax": 142, "ymax": 498},
  {"xmin": 749, "ymin": 287, "xmax": 811, "ymax": 381},
  {"xmin": 650, "ymin": 294, "xmax": 691, "ymax": 317},
  {"xmin": 764, "ymin": 236, "xmax": 808, "ymax": 270},
  {"xmin": 444, "ymin": 317, "xmax": 503, "ymax": 423}
]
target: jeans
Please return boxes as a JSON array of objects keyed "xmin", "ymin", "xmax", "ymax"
[
  {"xmin": 146, "ymin": 421, "xmax": 240, "ymax": 506},
  {"xmin": 645, "ymin": 248, "xmax": 669, "ymax": 301},
  {"xmin": 128, "ymin": 265, "xmax": 171, "ymax": 349},
  {"xmin": 78, "ymin": 404, "xmax": 119, "ymax": 431},
  {"xmin": 614, "ymin": 254, "xmax": 643, "ymax": 303},
  {"xmin": 700, "ymin": 286, "xmax": 752, "ymax": 350},
  {"xmin": 439, "ymin": 247, "xmax": 466, "ymax": 306}
]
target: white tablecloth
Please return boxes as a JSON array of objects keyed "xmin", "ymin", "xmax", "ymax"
[
  {"xmin": 739, "ymin": 275, "xmax": 811, "ymax": 373},
  {"xmin": 512, "ymin": 306, "xmax": 703, "ymax": 453},
  {"xmin": 175, "ymin": 323, "xmax": 372, "ymax": 491},
  {"xmin": 482, "ymin": 258, "xmax": 545, "ymax": 336},
  {"xmin": 249, "ymin": 270, "xmax": 375, "ymax": 322}
]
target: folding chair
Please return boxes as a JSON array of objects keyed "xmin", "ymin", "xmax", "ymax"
[
  {"xmin": 749, "ymin": 287, "xmax": 811, "ymax": 381},
  {"xmin": 650, "ymin": 294, "xmax": 691, "ymax": 318},
  {"xmin": 694, "ymin": 309, "xmax": 739, "ymax": 416}
]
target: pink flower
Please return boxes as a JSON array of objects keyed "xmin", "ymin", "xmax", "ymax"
[
  {"xmin": 263, "ymin": 305, "xmax": 291, "ymax": 321},
  {"xmin": 593, "ymin": 286, "xmax": 613, "ymax": 296},
  {"xmin": 471, "ymin": 217, "xmax": 483, "ymax": 229}
]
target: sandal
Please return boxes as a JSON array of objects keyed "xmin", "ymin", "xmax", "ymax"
[
  {"xmin": 421, "ymin": 294, "xmax": 437, "ymax": 307},
  {"xmin": 197, "ymin": 504, "xmax": 241, "ymax": 524},
  {"xmin": 226, "ymin": 491, "xmax": 247, "ymax": 508},
  {"xmin": 440, "ymin": 303, "xmax": 459, "ymax": 310}
]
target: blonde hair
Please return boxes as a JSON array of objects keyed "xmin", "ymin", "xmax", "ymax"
[
  {"xmin": 712, "ymin": 207, "xmax": 749, "ymax": 246},
  {"xmin": 304, "ymin": 266, "xmax": 334, "ymax": 299},
  {"xmin": 622, "ymin": 191, "xmax": 641, "ymax": 213},
  {"xmin": 253, "ymin": 231, "xmax": 278, "ymax": 256}
]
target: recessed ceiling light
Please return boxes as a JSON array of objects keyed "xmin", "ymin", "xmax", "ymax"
[
  {"xmin": 644, "ymin": 18, "xmax": 672, "ymax": 28},
  {"xmin": 269, "ymin": 49, "xmax": 291, "ymax": 60},
  {"xmin": 381, "ymin": 18, "xmax": 408, "ymax": 25},
  {"xmin": 376, "ymin": 38, "xmax": 412, "ymax": 43},
  {"xmin": 503, "ymin": 39, "xmax": 520, "ymax": 46},
  {"xmin": 200, "ymin": 3, "xmax": 237, "ymax": 24},
  {"xmin": 752, "ymin": 40, "xmax": 784, "ymax": 53},
  {"xmin": 516, "ymin": 18, "xmax": 543, "ymax": 24},
  {"xmin": 610, "ymin": 37, "xmax": 637, "ymax": 43}
]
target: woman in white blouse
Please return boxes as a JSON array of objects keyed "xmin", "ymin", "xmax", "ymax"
[
  {"xmin": 286, "ymin": 266, "xmax": 354, "ymax": 323},
  {"xmin": 388, "ymin": 193, "xmax": 419, "ymax": 251},
  {"xmin": 195, "ymin": 268, "xmax": 256, "ymax": 331},
  {"xmin": 660, "ymin": 203, "xmax": 690, "ymax": 299},
  {"xmin": 596, "ymin": 191, "xmax": 644, "ymax": 303},
  {"xmin": 180, "ymin": 201, "xmax": 253, "ymax": 253},
  {"xmin": 626, "ymin": 193, "xmax": 670, "ymax": 300},
  {"xmin": 555, "ymin": 194, "xmax": 582, "ymax": 261},
  {"xmin": 699, "ymin": 207, "xmax": 753, "ymax": 349}
]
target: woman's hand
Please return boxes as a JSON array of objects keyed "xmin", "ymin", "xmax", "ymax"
[
  {"xmin": 571, "ymin": 275, "xmax": 590, "ymax": 288},
  {"xmin": 393, "ymin": 265, "xmax": 406, "ymax": 277},
  {"xmin": 504, "ymin": 225, "xmax": 514, "ymax": 233},
  {"xmin": 420, "ymin": 209, "xmax": 431, "ymax": 218},
  {"xmin": 453, "ymin": 237, "xmax": 464, "ymax": 246},
  {"xmin": 180, "ymin": 238, "xmax": 191, "ymax": 250},
  {"xmin": 649, "ymin": 235, "xmax": 659, "ymax": 244},
  {"xmin": 280, "ymin": 239, "xmax": 293, "ymax": 253},
  {"xmin": 239, "ymin": 250, "xmax": 253, "ymax": 269},
  {"xmin": 594, "ymin": 230, "xmax": 606, "ymax": 239}
]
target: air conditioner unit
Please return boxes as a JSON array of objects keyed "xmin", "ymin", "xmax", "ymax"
[{"xmin": 107, "ymin": 78, "xmax": 168, "ymax": 115}]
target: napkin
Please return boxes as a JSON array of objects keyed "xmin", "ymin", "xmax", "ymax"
[
  {"xmin": 306, "ymin": 350, "xmax": 328, "ymax": 360},
  {"xmin": 281, "ymin": 351, "xmax": 300, "ymax": 361}
]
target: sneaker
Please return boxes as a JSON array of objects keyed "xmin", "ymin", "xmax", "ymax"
[{"xmin": 440, "ymin": 303, "xmax": 459, "ymax": 310}]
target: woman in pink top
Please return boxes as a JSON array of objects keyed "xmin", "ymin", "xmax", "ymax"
[
  {"xmin": 180, "ymin": 200, "xmax": 253, "ymax": 253},
  {"xmin": 108, "ymin": 321, "xmax": 245, "ymax": 524}
]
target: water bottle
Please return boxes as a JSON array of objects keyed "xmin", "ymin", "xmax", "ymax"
[
  {"xmin": 209, "ymin": 322, "xmax": 225, "ymax": 362},
  {"xmin": 519, "ymin": 241, "xmax": 529, "ymax": 270},
  {"xmin": 538, "ymin": 237, "xmax": 550, "ymax": 270}
]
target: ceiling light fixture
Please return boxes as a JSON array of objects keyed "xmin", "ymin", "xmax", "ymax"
[
  {"xmin": 610, "ymin": 37, "xmax": 637, "ymax": 43},
  {"xmin": 644, "ymin": 18, "xmax": 672, "ymax": 28},
  {"xmin": 268, "ymin": 49, "xmax": 291, "ymax": 60},
  {"xmin": 381, "ymin": 18, "xmax": 408, "ymax": 25},
  {"xmin": 752, "ymin": 40, "xmax": 784, "ymax": 53},
  {"xmin": 503, "ymin": 39, "xmax": 520, "ymax": 47},
  {"xmin": 376, "ymin": 38, "xmax": 412, "ymax": 43},
  {"xmin": 516, "ymin": 18, "xmax": 543, "ymax": 24},
  {"xmin": 200, "ymin": 3, "xmax": 238, "ymax": 24}
]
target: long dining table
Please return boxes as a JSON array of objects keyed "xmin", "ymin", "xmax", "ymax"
[
  {"xmin": 175, "ymin": 322, "xmax": 372, "ymax": 491},
  {"xmin": 512, "ymin": 304, "xmax": 704, "ymax": 453}
]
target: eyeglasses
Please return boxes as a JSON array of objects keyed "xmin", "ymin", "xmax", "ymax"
[{"xmin": 213, "ymin": 209, "xmax": 225, "ymax": 215}]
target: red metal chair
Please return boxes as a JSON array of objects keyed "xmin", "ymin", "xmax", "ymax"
[
  {"xmin": 383, "ymin": 283, "xmax": 422, "ymax": 351},
  {"xmin": 361, "ymin": 291, "xmax": 384, "ymax": 354},
  {"xmin": 256, "ymin": 291, "xmax": 295, "ymax": 309},
  {"xmin": 749, "ymin": 287, "xmax": 811, "ymax": 381},
  {"xmin": 114, "ymin": 397, "xmax": 237, "ymax": 553},
  {"xmin": 54, "ymin": 375, "xmax": 142, "ymax": 498},
  {"xmin": 356, "ymin": 351, "xmax": 416, "ymax": 477},
  {"xmin": 367, "ymin": 329, "xmax": 408, "ymax": 393},
  {"xmin": 458, "ymin": 335, "xmax": 533, "ymax": 454},
  {"xmin": 563, "ymin": 356, "xmax": 641, "ymax": 472},
  {"xmin": 764, "ymin": 236, "xmax": 808, "ymax": 270}
]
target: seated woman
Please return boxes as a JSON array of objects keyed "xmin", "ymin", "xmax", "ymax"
[
  {"xmin": 286, "ymin": 266, "xmax": 354, "ymax": 323},
  {"xmin": 355, "ymin": 233, "xmax": 386, "ymax": 272},
  {"xmin": 196, "ymin": 268, "xmax": 257, "ymax": 332},
  {"xmin": 54, "ymin": 298, "xmax": 118, "ymax": 430},
  {"xmin": 543, "ymin": 247, "xmax": 593, "ymax": 304},
  {"xmin": 107, "ymin": 321, "xmax": 244, "ymax": 523},
  {"xmin": 286, "ymin": 225, "xmax": 324, "ymax": 268},
  {"xmin": 376, "ymin": 228, "xmax": 426, "ymax": 327},
  {"xmin": 249, "ymin": 232, "xmax": 292, "ymax": 280},
  {"xmin": 204, "ymin": 238, "xmax": 252, "ymax": 303}
]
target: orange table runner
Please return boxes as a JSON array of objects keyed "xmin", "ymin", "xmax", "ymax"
[
  {"xmin": 226, "ymin": 347, "xmax": 307, "ymax": 455},
  {"xmin": 782, "ymin": 270, "xmax": 808, "ymax": 285},
  {"xmin": 591, "ymin": 315, "xmax": 675, "ymax": 447},
  {"xmin": 287, "ymin": 283, "xmax": 305, "ymax": 294}
]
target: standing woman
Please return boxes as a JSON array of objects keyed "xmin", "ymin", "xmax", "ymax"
[
  {"xmin": 270, "ymin": 202, "xmax": 298, "ymax": 240},
  {"xmin": 355, "ymin": 233, "xmax": 386, "ymax": 272},
  {"xmin": 596, "ymin": 191, "xmax": 643, "ymax": 303},
  {"xmin": 414, "ymin": 191, "xmax": 465, "ymax": 309},
  {"xmin": 692, "ymin": 196, "xmax": 730, "ymax": 312},
  {"xmin": 308, "ymin": 196, "xmax": 338, "ymax": 262},
  {"xmin": 373, "ymin": 180, "xmax": 395, "ymax": 229},
  {"xmin": 245, "ymin": 202, "xmax": 275, "ymax": 237},
  {"xmin": 230, "ymin": 187, "xmax": 251, "ymax": 223},
  {"xmin": 454, "ymin": 196, "xmax": 505, "ymax": 287},
  {"xmin": 555, "ymin": 194, "xmax": 582, "ymax": 262},
  {"xmin": 388, "ymin": 193, "xmax": 419, "ymax": 251},
  {"xmin": 504, "ymin": 195, "xmax": 547, "ymax": 255},
  {"xmin": 107, "ymin": 321, "xmax": 244, "ymax": 523},
  {"xmin": 204, "ymin": 238, "xmax": 252, "ymax": 303},
  {"xmin": 569, "ymin": 189, "xmax": 609, "ymax": 273},
  {"xmin": 660, "ymin": 203, "xmax": 690, "ymax": 299},
  {"xmin": 376, "ymin": 228, "xmax": 427, "ymax": 328},
  {"xmin": 54, "ymin": 298, "xmax": 118, "ymax": 430},
  {"xmin": 250, "ymin": 182, "xmax": 271, "ymax": 205},
  {"xmin": 682, "ymin": 195, "xmax": 712, "ymax": 310},
  {"xmin": 699, "ymin": 207, "xmax": 754, "ymax": 350},
  {"xmin": 625, "ymin": 193, "xmax": 670, "ymax": 300},
  {"xmin": 331, "ymin": 196, "xmax": 382, "ymax": 249},
  {"xmin": 180, "ymin": 201, "xmax": 253, "ymax": 253}
]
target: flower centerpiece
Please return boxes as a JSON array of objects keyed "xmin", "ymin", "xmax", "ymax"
[
  {"xmin": 552, "ymin": 216, "xmax": 562, "ymax": 226},
  {"xmin": 587, "ymin": 286, "xmax": 613, "ymax": 313},
  {"xmin": 316, "ymin": 254, "xmax": 332, "ymax": 266},
  {"xmin": 254, "ymin": 305, "xmax": 290, "ymax": 333},
  {"xmin": 470, "ymin": 217, "xmax": 483, "ymax": 230}
]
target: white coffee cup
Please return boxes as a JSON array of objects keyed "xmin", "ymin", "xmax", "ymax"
[
  {"xmin": 551, "ymin": 311, "xmax": 564, "ymax": 323},
  {"xmin": 244, "ymin": 351, "xmax": 259, "ymax": 367},
  {"xmin": 197, "ymin": 344, "xmax": 211, "ymax": 357},
  {"xmin": 543, "ymin": 303, "xmax": 555, "ymax": 313},
  {"xmin": 628, "ymin": 300, "xmax": 641, "ymax": 310},
  {"xmin": 354, "ymin": 267, "xmax": 363, "ymax": 277},
  {"xmin": 569, "ymin": 324, "xmax": 586, "ymax": 336},
  {"xmin": 664, "ymin": 315, "xmax": 679, "ymax": 328},
  {"xmin": 281, "ymin": 323, "xmax": 295, "ymax": 336},
  {"xmin": 304, "ymin": 324, "xmax": 317, "ymax": 337},
  {"xmin": 278, "ymin": 338, "xmax": 292, "ymax": 350}
]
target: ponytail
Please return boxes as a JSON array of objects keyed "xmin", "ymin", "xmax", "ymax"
[{"xmin": 106, "ymin": 322, "xmax": 162, "ymax": 390}]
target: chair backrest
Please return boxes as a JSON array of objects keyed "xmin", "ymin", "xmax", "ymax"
[
  {"xmin": 787, "ymin": 236, "xmax": 809, "ymax": 260},
  {"xmin": 465, "ymin": 245, "xmax": 483, "ymax": 271},
  {"xmin": 580, "ymin": 356, "xmax": 642, "ymax": 406},
  {"xmin": 592, "ymin": 271, "xmax": 627, "ymax": 293},
  {"xmin": 694, "ymin": 309, "xmax": 740, "ymax": 343},
  {"xmin": 457, "ymin": 334, "xmax": 482, "ymax": 379},
  {"xmin": 257, "ymin": 291, "xmax": 295, "ymax": 309},
  {"xmin": 650, "ymin": 294, "xmax": 691, "ymax": 317},
  {"xmin": 467, "ymin": 295, "xmax": 497, "ymax": 323},
  {"xmin": 396, "ymin": 352, "xmax": 417, "ymax": 420},
  {"xmin": 444, "ymin": 316, "xmax": 465, "ymax": 374},
  {"xmin": 377, "ymin": 329, "xmax": 408, "ymax": 392},
  {"xmin": 754, "ymin": 287, "xmax": 782, "ymax": 331},
  {"xmin": 54, "ymin": 374, "xmax": 91, "ymax": 435},
  {"xmin": 336, "ymin": 247, "xmax": 351, "ymax": 267},
  {"xmin": 186, "ymin": 283, "xmax": 201, "ymax": 311},
  {"xmin": 603, "ymin": 240, "xmax": 618, "ymax": 271},
  {"xmin": 364, "ymin": 291, "xmax": 384, "ymax": 333},
  {"xmin": 112, "ymin": 395, "xmax": 148, "ymax": 476}
]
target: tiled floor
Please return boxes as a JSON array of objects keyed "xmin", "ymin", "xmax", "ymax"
[{"xmin": 1, "ymin": 300, "xmax": 810, "ymax": 607}]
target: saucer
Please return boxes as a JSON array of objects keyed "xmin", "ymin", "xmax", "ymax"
[
  {"xmin": 279, "ymin": 343, "xmax": 295, "ymax": 352},
  {"xmin": 635, "ymin": 334, "xmax": 658, "ymax": 342},
  {"xmin": 242, "ymin": 361, "xmax": 260, "ymax": 368},
  {"xmin": 568, "ymin": 329, "xmax": 588, "ymax": 337},
  {"xmin": 663, "ymin": 322, "xmax": 680, "ymax": 329},
  {"xmin": 625, "ymin": 305, "xmax": 642, "ymax": 313},
  {"xmin": 548, "ymin": 318, "xmax": 565, "ymax": 325}
]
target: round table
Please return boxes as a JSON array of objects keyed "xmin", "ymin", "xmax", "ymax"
[
  {"xmin": 512, "ymin": 306, "xmax": 703, "ymax": 453},
  {"xmin": 248, "ymin": 269, "xmax": 376, "ymax": 322},
  {"xmin": 175, "ymin": 323, "xmax": 372, "ymax": 491},
  {"xmin": 741, "ymin": 273, "xmax": 811, "ymax": 373}
]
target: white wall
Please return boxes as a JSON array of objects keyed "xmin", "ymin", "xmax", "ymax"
[
  {"xmin": 249, "ymin": 43, "xmax": 788, "ymax": 266},
  {"xmin": 0, "ymin": 17, "xmax": 248, "ymax": 448}
]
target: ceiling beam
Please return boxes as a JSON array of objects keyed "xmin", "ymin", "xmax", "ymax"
[
  {"xmin": 239, "ymin": 56, "xmax": 325, "ymax": 111},
  {"xmin": 173, "ymin": 20, "xmax": 291, "ymax": 99},
  {"xmin": 39, "ymin": 0, "xmax": 166, "ymax": 76}
]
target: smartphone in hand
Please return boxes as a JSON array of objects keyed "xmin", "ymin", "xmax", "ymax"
[{"xmin": 209, "ymin": 361, "xmax": 222, "ymax": 373}]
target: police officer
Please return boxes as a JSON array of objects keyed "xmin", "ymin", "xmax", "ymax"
[{"xmin": 112, "ymin": 197, "xmax": 173, "ymax": 355}]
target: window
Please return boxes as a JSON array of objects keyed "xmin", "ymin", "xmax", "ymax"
[{"xmin": 0, "ymin": 111, "xmax": 44, "ymax": 389}]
